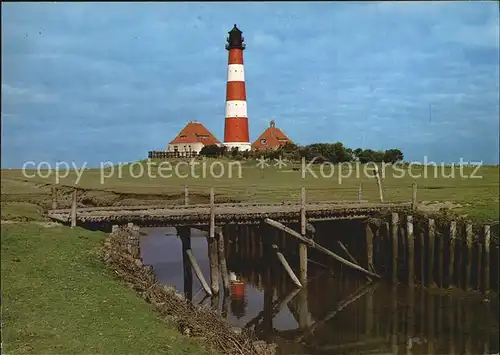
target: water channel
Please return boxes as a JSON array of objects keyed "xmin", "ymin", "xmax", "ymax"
[{"xmin": 141, "ymin": 226, "xmax": 499, "ymax": 354}]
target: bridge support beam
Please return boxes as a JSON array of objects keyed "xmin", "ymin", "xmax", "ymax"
[
  {"xmin": 178, "ymin": 226, "xmax": 193, "ymax": 301},
  {"xmin": 208, "ymin": 187, "xmax": 220, "ymax": 295}
]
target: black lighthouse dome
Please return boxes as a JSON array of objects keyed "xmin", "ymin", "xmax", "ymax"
[{"xmin": 226, "ymin": 24, "xmax": 246, "ymax": 50}]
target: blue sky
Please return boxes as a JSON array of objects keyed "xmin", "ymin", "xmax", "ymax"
[{"xmin": 2, "ymin": 1, "xmax": 499, "ymax": 167}]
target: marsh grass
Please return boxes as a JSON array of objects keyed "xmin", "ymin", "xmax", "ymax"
[{"xmin": 1, "ymin": 222, "xmax": 211, "ymax": 354}]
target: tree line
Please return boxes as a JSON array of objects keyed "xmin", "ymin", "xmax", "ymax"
[{"xmin": 199, "ymin": 142, "xmax": 404, "ymax": 164}]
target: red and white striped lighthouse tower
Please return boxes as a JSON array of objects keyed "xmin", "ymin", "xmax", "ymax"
[{"xmin": 223, "ymin": 24, "xmax": 251, "ymax": 151}]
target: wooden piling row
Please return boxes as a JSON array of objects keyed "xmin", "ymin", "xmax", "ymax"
[{"xmin": 371, "ymin": 213, "xmax": 495, "ymax": 294}]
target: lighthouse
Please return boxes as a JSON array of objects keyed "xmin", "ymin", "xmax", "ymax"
[{"xmin": 223, "ymin": 24, "xmax": 251, "ymax": 151}]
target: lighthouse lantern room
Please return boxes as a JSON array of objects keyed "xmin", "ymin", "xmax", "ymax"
[{"xmin": 223, "ymin": 24, "xmax": 251, "ymax": 152}]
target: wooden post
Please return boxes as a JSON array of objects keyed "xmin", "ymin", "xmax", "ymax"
[
  {"xmin": 411, "ymin": 182, "xmax": 417, "ymax": 210},
  {"xmin": 299, "ymin": 187, "xmax": 307, "ymax": 286},
  {"xmin": 484, "ymin": 225, "xmax": 490, "ymax": 294},
  {"xmin": 384, "ymin": 222, "xmax": 391, "ymax": 278},
  {"xmin": 448, "ymin": 221, "xmax": 456, "ymax": 288},
  {"xmin": 70, "ymin": 189, "xmax": 77, "ymax": 228},
  {"xmin": 184, "ymin": 184, "xmax": 189, "ymax": 206},
  {"xmin": 217, "ymin": 228, "xmax": 230, "ymax": 293},
  {"xmin": 179, "ymin": 227, "xmax": 193, "ymax": 301},
  {"xmin": 208, "ymin": 187, "xmax": 219, "ymax": 295},
  {"xmin": 391, "ymin": 213, "xmax": 399, "ymax": 284},
  {"xmin": 438, "ymin": 230, "xmax": 444, "ymax": 288},
  {"xmin": 208, "ymin": 237, "xmax": 219, "ymax": 295},
  {"xmin": 297, "ymin": 288, "xmax": 309, "ymax": 329},
  {"xmin": 210, "ymin": 187, "xmax": 215, "ymax": 239},
  {"xmin": 476, "ymin": 232, "xmax": 483, "ymax": 291},
  {"xmin": 419, "ymin": 231, "xmax": 425, "ymax": 285},
  {"xmin": 186, "ymin": 249, "xmax": 212, "ymax": 296},
  {"xmin": 272, "ymin": 245, "xmax": 302, "ymax": 288},
  {"xmin": 407, "ymin": 215, "xmax": 415, "ymax": 287},
  {"xmin": 374, "ymin": 166, "xmax": 384, "ymax": 203},
  {"xmin": 358, "ymin": 182, "xmax": 363, "ymax": 202},
  {"xmin": 428, "ymin": 218, "xmax": 436, "ymax": 287},
  {"xmin": 365, "ymin": 223, "xmax": 374, "ymax": 274},
  {"xmin": 465, "ymin": 223, "xmax": 472, "ymax": 291},
  {"xmin": 51, "ymin": 185, "xmax": 57, "ymax": 210}
]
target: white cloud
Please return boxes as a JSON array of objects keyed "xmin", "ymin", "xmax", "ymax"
[{"xmin": 2, "ymin": 83, "xmax": 59, "ymax": 103}]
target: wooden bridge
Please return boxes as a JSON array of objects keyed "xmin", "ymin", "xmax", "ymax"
[{"xmin": 47, "ymin": 200, "xmax": 412, "ymax": 226}]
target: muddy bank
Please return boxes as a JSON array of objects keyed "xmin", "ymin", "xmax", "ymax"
[{"xmin": 101, "ymin": 224, "xmax": 274, "ymax": 355}]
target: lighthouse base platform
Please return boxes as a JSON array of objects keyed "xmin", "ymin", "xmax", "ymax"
[{"xmin": 223, "ymin": 142, "xmax": 252, "ymax": 152}]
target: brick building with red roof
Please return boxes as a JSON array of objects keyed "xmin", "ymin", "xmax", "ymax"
[
  {"xmin": 251, "ymin": 120, "xmax": 293, "ymax": 151},
  {"xmin": 166, "ymin": 121, "xmax": 221, "ymax": 155}
]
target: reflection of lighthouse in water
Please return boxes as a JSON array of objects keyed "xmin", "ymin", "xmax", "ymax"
[{"xmin": 229, "ymin": 271, "xmax": 247, "ymax": 319}]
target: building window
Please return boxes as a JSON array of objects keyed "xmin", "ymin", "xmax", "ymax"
[{"xmin": 260, "ymin": 139, "xmax": 266, "ymax": 145}]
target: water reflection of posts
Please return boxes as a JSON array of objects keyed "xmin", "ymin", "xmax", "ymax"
[
  {"xmin": 365, "ymin": 285, "xmax": 373, "ymax": 337},
  {"xmin": 427, "ymin": 293, "xmax": 435, "ymax": 354},
  {"xmin": 390, "ymin": 286, "xmax": 398, "ymax": 355},
  {"xmin": 263, "ymin": 269, "xmax": 274, "ymax": 342},
  {"xmin": 178, "ymin": 227, "xmax": 193, "ymax": 302},
  {"xmin": 406, "ymin": 286, "xmax": 415, "ymax": 355},
  {"xmin": 447, "ymin": 296, "xmax": 455, "ymax": 355},
  {"xmin": 464, "ymin": 301, "xmax": 472, "ymax": 355},
  {"xmin": 295, "ymin": 281, "xmax": 378, "ymax": 343}
]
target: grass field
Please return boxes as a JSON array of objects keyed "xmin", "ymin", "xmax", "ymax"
[
  {"xmin": 1, "ymin": 220, "xmax": 211, "ymax": 354},
  {"xmin": 2, "ymin": 158, "xmax": 499, "ymax": 222}
]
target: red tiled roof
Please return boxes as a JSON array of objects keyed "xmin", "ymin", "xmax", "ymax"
[
  {"xmin": 169, "ymin": 122, "xmax": 221, "ymax": 146},
  {"xmin": 252, "ymin": 121, "xmax": 293, "ymax": 150}
]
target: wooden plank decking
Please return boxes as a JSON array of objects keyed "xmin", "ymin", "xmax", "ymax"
[{"xmin": 47, "ymin": 201, "xmax": 412, "ymax": 226}]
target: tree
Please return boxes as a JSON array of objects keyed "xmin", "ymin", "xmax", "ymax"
[
  {"xmin": 199, "ymin": 144, "xmax": 225, "ymax": 157},
  {"xmin": 231, "ymin": 147, "xmax": 239, "ymax": 159},
  {"xmin": 383, "ymin": 149, "xmax": 404, "ymax": 163}
]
